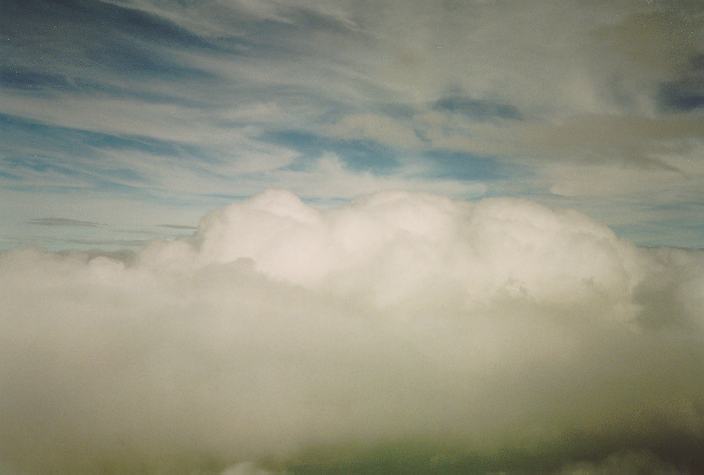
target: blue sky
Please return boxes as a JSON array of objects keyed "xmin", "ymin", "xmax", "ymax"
[{"xmin": 1, "ymin": 0, "xmax": 703, "ymax": 249}]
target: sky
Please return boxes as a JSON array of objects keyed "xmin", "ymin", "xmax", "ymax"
[
  {"xmin": 1, "ymin": 0, "xmax": 703, "ymax": 250},
  {"xmin": 2, "ymin": 1, "xmax": 704, "ymax": 474}
]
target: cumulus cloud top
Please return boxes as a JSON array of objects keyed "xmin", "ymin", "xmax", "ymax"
[
  {"xmin": 142, "ymin": 190, "xmax": 644, "ymax": 314},
  {"xmin": 1, "ymin": 191, "xmax": 703, "ymax": 473}
]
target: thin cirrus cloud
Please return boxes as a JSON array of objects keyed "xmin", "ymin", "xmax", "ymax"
[
  {"xmin": 28, "ymin": 217, "xmax": 105, "ymax": 228},
  {"xmin": 1, "ymin": 0, "xmax": 703, "ymax": 248},
  {"xmin": 1, "ymin": 190, "xmax": 704, "ymax": 473}
]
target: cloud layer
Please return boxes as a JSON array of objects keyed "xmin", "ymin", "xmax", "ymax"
[
  {"xmin": 2, "ymin": 0, "xmax": 703, "ymax": 249},
  {"xmin": 1, "ymin": 191, "xmax": 703, "ymax": 474}
]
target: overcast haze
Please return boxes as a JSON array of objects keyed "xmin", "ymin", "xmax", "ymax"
[{"xmin": 1, "ymin": 0, "xmax": 704, "ymax": 474}]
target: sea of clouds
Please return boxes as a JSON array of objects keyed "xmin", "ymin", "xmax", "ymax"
[{"xmin": 1, "ymin": 190, "xmax": 703, "ymax": 473}]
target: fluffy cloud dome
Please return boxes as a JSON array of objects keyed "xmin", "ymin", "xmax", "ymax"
[{"xmin": 143, "ymin": 190, "xmax": 643, "ymax": 316}]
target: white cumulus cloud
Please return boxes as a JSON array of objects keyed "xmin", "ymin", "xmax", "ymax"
[{"xmin": 1, "ymin": 191, "xmax": 703, "ymax": 473}]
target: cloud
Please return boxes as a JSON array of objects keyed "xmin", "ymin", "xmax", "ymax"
[
  {"xmin": 2, "ymin": 0, "xmax": 703, "ymax": 247},
  {"xmin": 325, "ymin": 113, "xmax": 424, "ymax": 149},
  {"xmin": 257, "ymin": 153, "xmax": 487, "ymax": 200},
  {"xmin": 157, "ymin": 223, "xmax": 198, "ymax": 230},
  {"xmin": 221, "ymin": 461, "xmax": 283, "ymax": 475},
  {"xmin": 1, "ymin": 191, "xmax": 703, "ymax": 473},
  {"xmin": 558, "ymin": 451, "xmax": 679, "ymax": 475},
  {"xmin": 432, "ymin": 95, "xmax": 523, "ymax": 121},
  {"xmin": 28, "ymin": 217, "xmax": 104, "ymax": 227}
]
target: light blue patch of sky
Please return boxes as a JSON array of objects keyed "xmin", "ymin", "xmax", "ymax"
[
  {"xmin": 264, "ymin": 130, "xmax": 401, "ymax": 174},
  {"xmin": 0, "ymin": 113, "xmax": 205, "ymax": 162},
  {"xmin": 420, "ymin": 150, "xmax": 506, "ymax": 182},
  {"xmin": 0, "ymin": 68, "xmax": 216, "ymax": 109}
]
